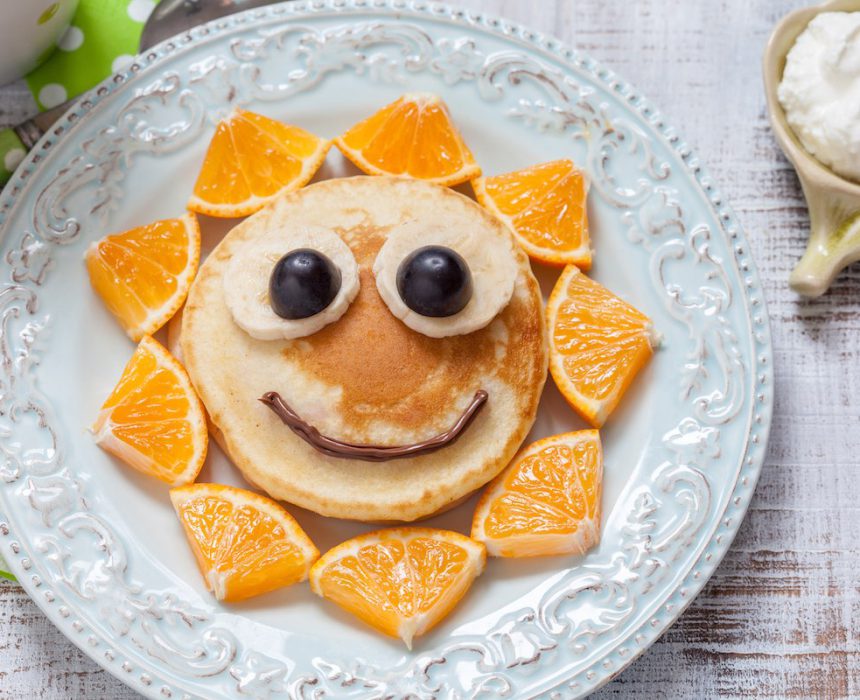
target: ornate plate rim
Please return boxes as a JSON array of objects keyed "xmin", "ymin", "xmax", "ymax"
[{"xmin": 0, "ymin": 1, "xmax": 774, "ymax": 697}]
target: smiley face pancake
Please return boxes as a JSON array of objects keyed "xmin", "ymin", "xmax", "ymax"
[{"xmin": 181, "ymin": 177, "xmax": 547, "ymax": 521}]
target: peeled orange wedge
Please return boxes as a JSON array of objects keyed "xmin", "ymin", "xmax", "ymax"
[
  {"xmin": 86, "ymin": 213, "xmax": 200, "ymax": 342},
  {"xmin": 547, "ymin": 266, "xmax": 655, "ymax": 427},
  {"xmin": 473, "ymin": 159, "xmax": 591, "ymax": 268},
  {"xmin": 188, "ymin": 109, "xmax": 330, "ymax": 218},
  {"xmin": 310, "ymin": 528, "xmax": 485, "ymax": 647},
  {"xmin": 171, "ymin": 484, "xmax": 319, "ymax": 602},
  {"xmin": 335, "ymin": 93, "xmax": 481, "ymax": 186},
  {"xmin": 472, "ymin": 431, "xmax": 603, "ymax": 557},
  {"xmin": 92, "ymin": 335, "xmax": 207, "ymax": 486}
]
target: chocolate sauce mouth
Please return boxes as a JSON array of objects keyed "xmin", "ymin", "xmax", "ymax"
[{"xmin": 259, "ymin": 390, "xmax": 488, "ymax": 462}]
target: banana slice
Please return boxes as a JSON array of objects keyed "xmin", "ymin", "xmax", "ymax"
[
  {"xmin": 224, "ymin": 226, "xmax": 359, "ymax": 340},
  {"xmin": 373, "ymin": 219, "xmax": 518, "ymax": 337}
]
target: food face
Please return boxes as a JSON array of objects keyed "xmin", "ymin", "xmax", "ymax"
[
  {"xmin": 223, "ymin": 192, "xmax": 521, "ymax": 460},
  {"xmin": 88, "ymin": 96, "xmax": 652, "ymax": 637},
  {"xmin": 180, "ymin": 176, "xmax": 548, "ymax": 522}
]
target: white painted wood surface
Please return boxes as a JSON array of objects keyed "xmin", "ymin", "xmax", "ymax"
[{"xmin": 1, "ymin": 0, "xmax": 859, "ymax": 697}]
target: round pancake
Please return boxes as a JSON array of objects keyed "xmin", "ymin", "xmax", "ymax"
[{"xmin": 181, "ymin": 176, "xmax": 547, "ymax": 522}]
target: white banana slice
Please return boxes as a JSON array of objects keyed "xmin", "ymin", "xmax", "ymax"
[
  {"xmin": 224, "ymin": 226, "xmax": 359, "ymax": 340},
  {"xmin": 373, "ymin": 219, "xmax": 518, "ymax": 338}
]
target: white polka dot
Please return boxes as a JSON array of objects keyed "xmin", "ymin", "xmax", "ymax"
[
  {"xmin": 4, "ymin": 148, "xmax": 25, "ymax": 172},
  {"xmin": 38, "ymin": 83, "xmax": 67, "ymax": 109},
  {"xmin": 112, "ymin": 54, "xmax": 134, "ymax": 73},
  {"xmin": 127, "ymin": 0, "xmax": 156, "ymax": 23},
  {"xmin": 57, "ymin": 25, "xmax": 83, "ymax": 51}
]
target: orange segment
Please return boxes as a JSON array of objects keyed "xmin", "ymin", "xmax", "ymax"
[
  {"xmin": 85, "ymin": 213, "xmax": 200, "ymax": 341},
  {"xmin": 473, "ymin": 159, "xmax": 591, "ymax": 268},
  {"xmin": 335, "ymin": 93, "xmax": 481, "ymax": 186},
  {"xmin": 188, "ymin": 108, "xmax": 330, "ymax": 218},
  {"xmin": 171, "ymin": 484, "xmax": 319, "ymax": 602},
  {"xmin": 471, "ymin": 431, "xmax": 603, "ymax": 557},
  {"xmin": 92, "ymin": 336, "xmax": 207, "ymax": 486},
  {"xmin": 309, "ymin": 528, "xmax": 485, "ymax": 647},
  {"xmin": 547, "ymin": 266, "xmax": 655, "ymax": 427}
]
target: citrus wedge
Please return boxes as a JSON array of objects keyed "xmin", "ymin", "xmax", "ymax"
[
  {"xmin": 188, "ymin": 108, "xmax": 330, "ymax": 218},
  {"xmin": 171, "ymin": 483, "xmax": 319, "ymax": 602},
  {"xmin": 85, "ymin": 213, "xmax": 200, "ymax": 341},
  {"xmin": 92, "ymin": 335, "xmax": 207, "ymax": 486},
  {"xmin": 310, "ymin": 528, "xmax": 485, "ymax": 648},
  {"xmin": 335, "ymin": 93, "xmax": 481, "ymax": 186},
  {"xmin": 471, "ymin": 431, "xmax": 603, "ymax": 557},
  {"xmin": 547, "ymin": 265, "xmax": 655, "ymax": 427},
  {"xmin": 473, "ymin": 159, "xmax": 591, "ymax": 268}
]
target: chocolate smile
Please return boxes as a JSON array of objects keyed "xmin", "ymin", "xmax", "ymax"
[{"xmin": 259, "ymin": 390, "xmax": 488, "ymax": 462}]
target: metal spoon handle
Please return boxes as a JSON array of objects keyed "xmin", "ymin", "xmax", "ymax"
[{"xmin": 0, "ymin": 107, "xmax": 65, "ymax": 184}]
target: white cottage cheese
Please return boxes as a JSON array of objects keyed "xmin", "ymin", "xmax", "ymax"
[{"xmin": 778, "ymin": 12, "xmax": 860, "ymax": 183}]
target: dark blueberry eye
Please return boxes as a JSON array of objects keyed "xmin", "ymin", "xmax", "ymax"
[
  {"xmin": 269, "ymin": 249, "xmax": 341, "ymax": 320},
  {"xmin": 396, "ymin": 245, "xmax": 473, "ymax": 318}
]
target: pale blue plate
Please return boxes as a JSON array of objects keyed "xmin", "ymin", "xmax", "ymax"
[{"xmin": 0, "ymin": 2, "xmax": 773, "ymax": 697}]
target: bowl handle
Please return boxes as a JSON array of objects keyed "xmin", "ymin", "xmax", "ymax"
[{"xmin": 790, "ymin": 178, "xmax": 860, "ymax": 297}]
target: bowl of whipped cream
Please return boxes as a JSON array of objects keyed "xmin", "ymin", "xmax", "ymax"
[{"xmin": 764, "ymin": 0, "xmax": 860, "ymax": 297}]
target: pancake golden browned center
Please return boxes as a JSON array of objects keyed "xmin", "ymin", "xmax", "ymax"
[{"xmin": 181, "ymin": 176, "xmax": 547, "ymax": 522}]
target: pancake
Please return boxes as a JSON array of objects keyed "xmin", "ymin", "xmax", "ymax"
[{"xmin": 181, "ymin": 176, "xmax": 547, "ymax": 521}]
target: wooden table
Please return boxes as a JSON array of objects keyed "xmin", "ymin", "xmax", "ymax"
[{"xmin": 1, "ymin": 0, "xmax": 858, "ymax": 697}]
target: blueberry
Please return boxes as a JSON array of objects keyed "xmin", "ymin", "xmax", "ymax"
[
  {"xmin": 396, "ymin": 245, "xmax": 472, "ymax": 318},
  {"xmin": 269, "ymin": 249, "xmax": 341, "ymax": 320}
]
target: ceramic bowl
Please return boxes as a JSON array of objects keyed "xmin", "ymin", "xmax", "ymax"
[{"xmin": 763, "ymin": 0, "xmax": 860, "ymax": 296}]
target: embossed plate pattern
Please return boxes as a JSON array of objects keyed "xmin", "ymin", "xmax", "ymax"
[{"xmin": 0, "ymin": 2, "xmax": 773, "ymax": 698}]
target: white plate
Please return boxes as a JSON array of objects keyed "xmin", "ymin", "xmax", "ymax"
[{"xmin": 0, "ymin": 2, "xmax": 773, "ymax": 697}]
